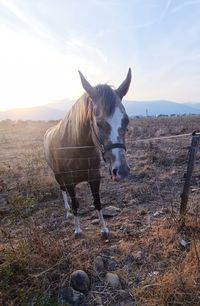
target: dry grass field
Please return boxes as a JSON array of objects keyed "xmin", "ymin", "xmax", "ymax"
[{"xmin": 0, "ymin": 116, "xmax": 200, "ymax": 306}]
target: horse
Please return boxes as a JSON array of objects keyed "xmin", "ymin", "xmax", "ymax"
[{"xmin": 44, "ymin": 68, "xmax": 132, "ymax": 238}]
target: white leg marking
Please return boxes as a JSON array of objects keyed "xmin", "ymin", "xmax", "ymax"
[
  {"xmin": 62, "ymin": 191, "xmax": 71, "ymax": 218},
  {"xmin": 97, "ymin": 210, "xmax": 109, "ymax": 235},
  {"xmin": 74, "ymin": 216, "xmax": 82, "ymax": 236}
]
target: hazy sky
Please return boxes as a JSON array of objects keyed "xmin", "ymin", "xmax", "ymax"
[{"xmin": 0, "ymin": 0, "xmax": 200, "ymax": 110}]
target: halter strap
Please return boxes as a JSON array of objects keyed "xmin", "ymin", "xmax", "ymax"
[
  {"xmin": 90, "ymin": 120, "xmax": 126, "ymax": 160},
  {"xmin": 90, "ymin": 120, "xmax": 105, "ymax": 154},
  {"xmin": 104, "ymin": 143, "xmax": 126, "ymax": 152}
]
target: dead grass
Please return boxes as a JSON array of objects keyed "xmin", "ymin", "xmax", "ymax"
[
  {"xmin": 0, "ymin": 117, "xmax": 200, "ymax": 305},
  {"xmin": 133, "ymin": 220, "xmax": 200, "ymax": 306}
]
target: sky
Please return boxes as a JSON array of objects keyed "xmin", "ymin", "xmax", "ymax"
[{"xmin": 0, "ymin": 0, "xmax": 200, "ymax": 110}]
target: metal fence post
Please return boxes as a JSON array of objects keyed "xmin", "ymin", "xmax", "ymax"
[{"xmin": 180, "ymin": 131, "xmax": 200, "ymax": 224}]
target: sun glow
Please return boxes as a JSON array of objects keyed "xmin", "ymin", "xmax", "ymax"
[
  {"xmin": 0, "ymin": 0, "xmax": 110, "ymax": 111},
  {"xmin": 1, "ymin": 0, "xmax": 200, "ymax": 112},
  {"xmin": 0, "ymin": 28, "xmax": 84, "ymax": 110}
]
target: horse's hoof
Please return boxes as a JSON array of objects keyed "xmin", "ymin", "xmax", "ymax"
[
  {"xmin": 74, "ymin": 231, "xmax": 82, "ymax": 239},
  {"xmin": 101, "ymin": 229, "xmax": 109, "ymax": 239}
]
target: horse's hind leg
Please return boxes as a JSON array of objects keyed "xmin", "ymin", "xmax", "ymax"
[
  {"xmin": 89, "ymin": 180, "xmax": 109, "ymax": 238},
  {"xmin": 66, "ymin": 185, "xmax": 82, "ymax": 237},
  {"xmin": 55, "ymin": 175, "xmax": 72, "ymax": 219}
]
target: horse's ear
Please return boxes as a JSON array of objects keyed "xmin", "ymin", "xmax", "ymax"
[
  {"xmin": 78, "ymin": 71, "xmax": 96, "ymax": 97},
  {"xmin": 116, "ymin": 68, "xmax": 132, "ymax": 99}
]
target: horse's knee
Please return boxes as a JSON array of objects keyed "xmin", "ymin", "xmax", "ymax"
[
  {"xmin": 94, "ymin": 201, "xmax": 101, "ymax": 211},
  {"xmin": 72, "ymin": 199, "xmax": 79, "ymax": 215},
  {"xmin": 60, "ymin": 185, "xmax": 66, "ymax": 192}
]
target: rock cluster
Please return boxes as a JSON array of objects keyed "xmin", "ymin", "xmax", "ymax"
[
  {"xmin": 58, "ymin": 205, "xmax": 123, "ymax": 305},
  {"xmin": 58, "ymin": 255, "xmax": 122, "ymax": 305}
]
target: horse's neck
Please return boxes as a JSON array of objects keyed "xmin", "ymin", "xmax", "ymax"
[
  {"xmin": 74, "ymin": 117, "xmax": 93, "ymax": 146},
  {"xmin": 60, "ymin": 95, "xmax": 94, "ymax": 146}
]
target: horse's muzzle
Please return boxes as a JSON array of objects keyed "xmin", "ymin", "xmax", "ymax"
[
  {"xmin": 112, "ymin": 174, "xmax": 122, "ymax": 182},
  {"xmin": 111, "ymin": 166, "xmax": 130, "ymax": 182}
]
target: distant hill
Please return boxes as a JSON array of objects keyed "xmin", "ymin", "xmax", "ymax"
[
  {"xmin": 47, "ymin": 99, "xmax": 75, "ymax": 111},
  {"xmin": 123, "ymin": 100, "xmax": 200, "ymax": 117},
  {"xmin": 0, "ymin": 99, "xmax": 200, "ymax": 121},
  {"xmin": 185, "ymin": 102, "xmax": 200, "ymax": 110},
  {"xmin": 0, "ymin": 106, "xmax": 64, "ymax": 121}
]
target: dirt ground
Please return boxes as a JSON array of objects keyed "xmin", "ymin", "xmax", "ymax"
[{"xmin": 0, "ymin": 116, "xmax": 200, "ymax": 306}]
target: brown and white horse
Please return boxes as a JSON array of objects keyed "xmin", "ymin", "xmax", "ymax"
[{"xmin": 44, "ymin": 69, "xmax": 131, "ymax": 238}]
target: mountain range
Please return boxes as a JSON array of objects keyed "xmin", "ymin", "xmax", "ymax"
[{"xmin": 0, "ymin": 99, "xmax": 200, "ymax": 121}]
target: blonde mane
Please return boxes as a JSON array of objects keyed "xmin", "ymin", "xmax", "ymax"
[
  {"xmin": 58, "ymin": 93, "xmax": 93, "ymax": 146},
  {"xmin": 58, "ymin": 85, "xmax": 118, "ymax": 146}
]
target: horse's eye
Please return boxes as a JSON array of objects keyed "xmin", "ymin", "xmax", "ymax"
[{"xmin": 126, "ymin": 128, "xmax": 129, "ymax": 132}]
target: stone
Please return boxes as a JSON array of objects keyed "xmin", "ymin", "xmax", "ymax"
[
  {"xmin": 149, "ymin": 271, "xmax": 159, "ymax": 277},
  {"xmin": 94, "ymin": 295, "xmax": 103, "ymax": 306},
  {"xmin": 153, "ymin": 208, "xmax": 169, "ymax": 217},
  {"xmin": 94, "ymin": 256, "xmax": 104, "ymax": 274},
  {"xmin": 120, "ymin": 301, "xmax": 136, "ymax": 306},
  {"xmin": 58, "ymin": 286, "xmax": 85, "ymax": 305},
  {"xmin": 180, "ymin": 239, "xmax": 189, "ymax": 249},
  {"xmin": 132, "ymin": 251, "xmax": 142, "ymax": 261},
  {"xmin": 106, "ymin": 272, "xmax": 121, "ymax": 289},
  {"xmin": 153, "ymin": 211, "xmax": 162, "ymax": 217},
  {"xmin": 109, "ymin": 245, "xmax": 118, "ymax": 252},
  {"xmin": 102, "ymin": 206, "xmax": 121, "ymax": 218},
  {"xmin": 0, "ymin": 197, "xmax": 9, "ymax": 215},
  {"xmin": 118, "ymin": 289, "xmax": 128, "ymax": 298},
  {"xmin": 70, "ymin": 270, "xmax": 90, "ymax": 293},
  {"xmin": 133, "ymin": 220, "xmax": 142, "ymax": 226},
  {"xmin": 91, "ymin": 218, "xmax": 99, "ymax": 225},
  {"xmin": 140, "ymin": 209, "xmax": 147, "ymax": 216}
]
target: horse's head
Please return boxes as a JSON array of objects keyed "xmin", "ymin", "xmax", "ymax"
[{"xmin": 79, "ymin": 69, "xmax": 132, "ymax": 181}]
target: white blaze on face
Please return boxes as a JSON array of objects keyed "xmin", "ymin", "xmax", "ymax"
[{"xmin": 107, "ymin": 107, "xmax": 124, "ymax": 169}]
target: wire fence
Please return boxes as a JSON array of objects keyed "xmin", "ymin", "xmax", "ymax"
[{"xmin": 1, "ymin": 131, "xmax": 200, "ymax": 215}]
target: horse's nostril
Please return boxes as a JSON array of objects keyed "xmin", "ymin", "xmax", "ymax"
[{"xmin": 112, "ymin": 169, "xmax": 118, "ymax": 176}]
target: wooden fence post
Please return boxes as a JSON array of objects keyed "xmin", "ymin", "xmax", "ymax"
[{"xmin": 180, "ymin": 131, "xmax": 200, "ymax": 224}]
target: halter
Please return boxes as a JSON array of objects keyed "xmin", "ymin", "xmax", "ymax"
[{"xmin": 90, "ymin": 119, "xmax": 126, "ymax": 161}]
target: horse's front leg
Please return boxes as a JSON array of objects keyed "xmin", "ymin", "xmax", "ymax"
[
  {"xmin": 66, "ymin": 185, "xmax": 82, "ymax": 237},
  {"xmin": 61, "ymin": 189, "xmax": 72, "ymax": 219},
  {"xmin": 89, "ymin": 180, "xmax": 109, "ymax": 238}
]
